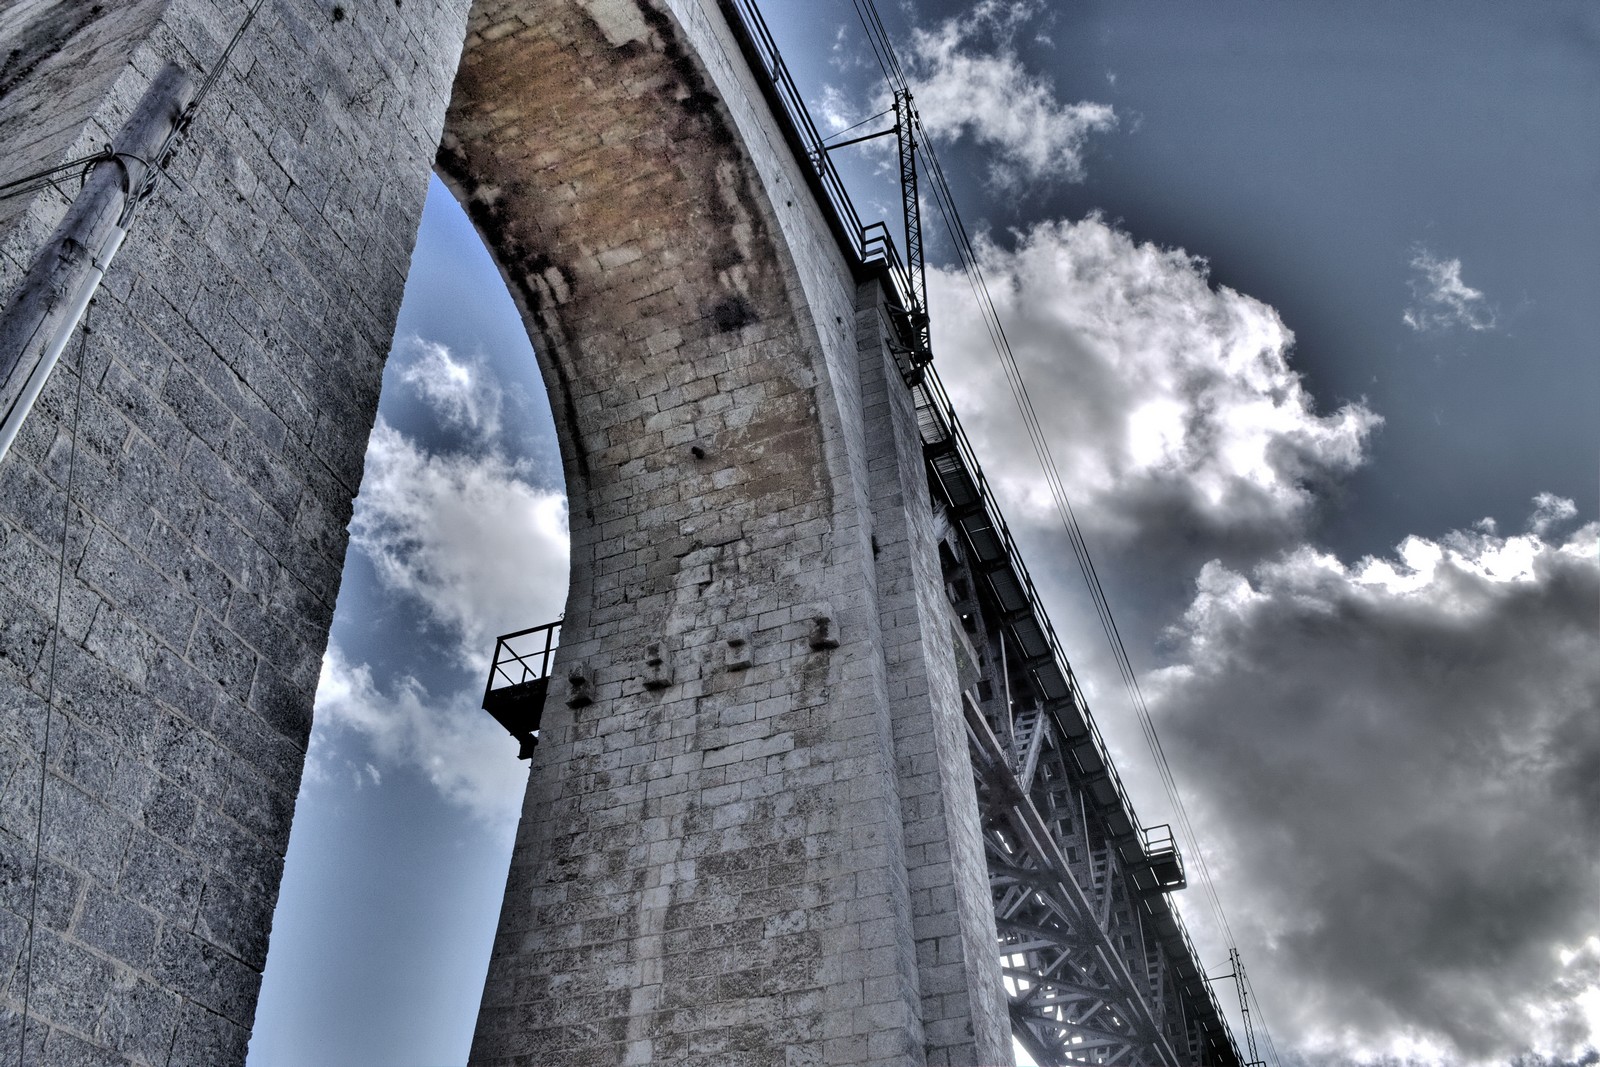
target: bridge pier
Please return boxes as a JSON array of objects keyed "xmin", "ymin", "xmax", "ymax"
[
  {"xmin": 0, "ymin": 1, "xmax": 1014, "ymax": 1064},
  {"xmin": 452, "ymin": 2, "xmax": 1013, "ymax": 1056}
]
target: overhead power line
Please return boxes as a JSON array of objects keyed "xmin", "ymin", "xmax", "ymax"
[{"xmin": 848, "ymin": 2, "xmax": 1281, "ymax": 1063}]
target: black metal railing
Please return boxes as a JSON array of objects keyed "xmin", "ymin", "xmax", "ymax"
[
  {"xmin": 482, "ymin": 620, "xmax": 561, "ymax": 760},
  {"xmin": 1139, "ymin": 823, "xmax": 1188, "ymax": 892},
  {"xmin": 913, "ymin": 293, "xmax": 1242, "ymax": 1067},
  {"xmin": 484, "ymin": 619, "xmax": 561, "ymax": 702},
  {"xmin": 721, "ymin": 0, "xmax": 921, "ymax": 324}
]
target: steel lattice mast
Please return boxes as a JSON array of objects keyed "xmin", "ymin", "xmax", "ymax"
[
  {"xmin": 894, "ymin": 88, "xmax": 933, "ymax": 379},
  {"xmin": 718, "ymin": 1, "xmax": 1255, "ymax": 1061}
]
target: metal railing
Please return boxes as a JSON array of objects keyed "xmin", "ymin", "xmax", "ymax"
[
  {"xmin": 483, "ymin": 619, "xmax": 561, "ymax": 705},
  {"xmin": 911, "ymin": 366, "xmax": 1142, "ymax": 825},
  {"xmin": 718, "ymin": 4, "xmax": 1244, "ymax": 1060},
  {"xmin": 918, "ymin": 359, "xmax": 1242, "ymax": 1065},
  {"xmin": 721, "ymin": 0, "xmax": 921, "ymax": 322}
]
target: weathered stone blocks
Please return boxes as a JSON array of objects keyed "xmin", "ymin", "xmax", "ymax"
[
  {"xmin": 1, "ymin": 0, "xmax": 474, "ymax": 1061},
  {"xmin": 0, "ymin": 0, "xmax": 1011, "ymax": 1064}
]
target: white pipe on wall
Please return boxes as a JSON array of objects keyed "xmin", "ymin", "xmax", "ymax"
[
  {"xmin": 0, "ymin": 62, "xmax": 192, "ymax": 466},
  {"xmin": 0, "ymin": 225, "xmax": 126, "ymax": 462}
]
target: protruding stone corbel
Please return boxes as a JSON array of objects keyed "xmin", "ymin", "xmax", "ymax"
[
  {"xmin": 808, "ymin": 614, "xmax": 840, "ymax": 651},
  {"xmin": 724, "ymin": 632, "xmax": 752, "ymax": 672},
  {"xmin": 565, "ymin": 666, "xmax": 595, "ymax": 708},
  {"xmin": 643, "ymin": 641, "xmax": 673, "ymax": 690}
]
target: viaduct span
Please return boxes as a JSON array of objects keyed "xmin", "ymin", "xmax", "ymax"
[{"xmin": 0, "ymin": 0, "xmax": 1243, "ymax": 1063}]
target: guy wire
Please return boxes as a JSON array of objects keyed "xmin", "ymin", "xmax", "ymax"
[
  {"xmin": 16, "ymin": 303, "xmax": 91, "ymax": 1067},
  {"xmin": 11, "ymin": 2, "xmax": 266, "ymax": 1060},
  {"xmin": 847, "ymin": 1, "xmax": 1283, "ymax": 1060}
]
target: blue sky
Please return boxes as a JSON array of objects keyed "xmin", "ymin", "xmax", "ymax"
[{"xmin": 247, "ymin": 3, "xmax": 1599, "ymax": 1065}]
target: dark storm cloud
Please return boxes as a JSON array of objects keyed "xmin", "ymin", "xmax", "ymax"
[{"xmin": 1147, "ymin": 511, "xmax": 1600, "ymax": 1063}]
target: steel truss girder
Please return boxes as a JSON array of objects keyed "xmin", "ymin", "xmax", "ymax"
[{"xmin": 966, "ymin": 699, "xmax": 1185, "ymax": 1067}]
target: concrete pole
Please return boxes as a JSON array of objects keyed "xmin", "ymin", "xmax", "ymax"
[{"xmin": 0, "ymin": 61, "xmax": 194, "ymax": 462}]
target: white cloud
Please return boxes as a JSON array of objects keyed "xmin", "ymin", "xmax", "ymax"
[
  {"xmin": 1403, "ymin": 247, "xmax": 1496, "ymax": 333},
  {"xmin": 817, "ymin": 83, "xmax": 863, "ymax": 136},
  {"xmin": 906, "ymin": 2, "xmax": 1116, "ymax": 186},
  {"xmin": 931, "ymin": 216, "xmax": 1381, "ymax": 563},
  {"xmin": 1147, "ymin": 503, "xmax": 1600, "ymax": 1063},
  {"xmin": 349, "ymin": 419, "xmax": 570, "ymax": 672},
  {"xmin": 395, "ymin": 335, "xmax": 504, "ymax": 436},
  {"xmin": 1530, "ymin": 491, "xmax": 1580, "ymax": 537},
  {"xmin": 309, "ymin": 645, "xmax": 529, "ymax": 824}
]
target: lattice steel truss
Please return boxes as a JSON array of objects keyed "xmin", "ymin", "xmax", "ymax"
[
  {"xmin": 717, "ymin": 3, "xmax": 1250, "ymax": 1059},
  {"xmin": 913, "ymin": 371, "xmax": 1244, "ymax": 1066}
]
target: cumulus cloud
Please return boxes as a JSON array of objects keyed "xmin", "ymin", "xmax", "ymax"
[
  {"xmin": 905, "ymin": 1, "xmax": 1116, "ymax": 186},
  {"xmin": 309, "ymin": 352, "xmax": 563, "ymax": 822},
  {"xmin": 395, "ymin": 335, "xmax": 504, "ymax": 436},
  {"xmin": 309, "ymin": 645, "xmax": 528, "ymax": 824},
  {"xmin": 1146, "ymin": 503, "xmax": 1600, "ymax": 1063},
  {"xmin": 349, "ymin": 419, "xmax": 570, "ymax": 672},
  {"xmin": 1531, "ymin": 492, "xmax": 1581, "ymax": 537},
  {"xmin": 1404, "ymin": 247, "xmax": 1496, "ymax": 333},
  {"xmin": 931, "ymin": 216, "xmax": 1380, "ymax": 568}
]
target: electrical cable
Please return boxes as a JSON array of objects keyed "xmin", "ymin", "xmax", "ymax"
[
  {"xmin": 10, "ymin": 4, "xmax": 266, "ymax": 1061},
  {"xmin": 126, "ymin": 0, "xmax": 266, "ymax": 225},
  {"xmin": 851, "ymin": 0, "xmax": 896, "ymax": 87},
  {"xmin": 0, "ymin": 150, "xmax": 114, "ymax": 203},
  {"xmin": 0, "ymin": 1, "xmax": 265, "ymax": 207},
  {"xmin": 848, "ymin": 1, "xmax": 1282, "ymax": 1062},
  {"xmin": 928, "ymin": 119, "xmax": 1278, "ymax": 1064},
  {"xmin": 16, "ymin": 304, "xmax": 90, "ymax": 1067},
  {"xmin": 821, "ymin": 106, "xmax": 895, "ymax": 144},
  {"xmin": 191, "ymin": 0, "xmax": 266, "ymax": 115},
  {"xmin": 1246, "ymin": 967, "xmax": 1285, "ymax": 1067}
]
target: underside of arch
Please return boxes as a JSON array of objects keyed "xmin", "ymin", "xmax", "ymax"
[{"xmin": 435, "ymin": 2, "xmax": 1011, "ymax": 1064}]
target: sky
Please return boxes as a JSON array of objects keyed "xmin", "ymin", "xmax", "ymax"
[{"xmin": 246, "ymin": 3, "xmax": 1600, "ymax": 1065}]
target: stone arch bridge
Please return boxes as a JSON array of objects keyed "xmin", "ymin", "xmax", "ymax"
[{"xmin": 0, "ymin": 1, "xmax": 1242, "ymax": 1063}]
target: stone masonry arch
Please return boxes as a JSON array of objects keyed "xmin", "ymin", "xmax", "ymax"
[{"xmin": 0, "ymin": 1, "xmax": 1009, "ymax": 1064}]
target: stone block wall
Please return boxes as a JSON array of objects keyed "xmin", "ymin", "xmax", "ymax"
[
  {"xmin": 0, "ymin": 0, "xmax": 471, "ymax": 1061},
  {"xmin": 0, "ymin": 0, "xmax": 170, "ymax": 297},
  {"xmin": 0, "ymin": 1, "xmax": 1011, "ymax": 1064},
  {"xmin": 854, "ymin": 290, "xmax": 1011, "ymax": 1066}
]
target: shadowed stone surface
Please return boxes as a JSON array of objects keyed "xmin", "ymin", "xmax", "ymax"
[{"xmin": 0, "ymin": 0, "xmax": 474, "ymax": 1060}]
